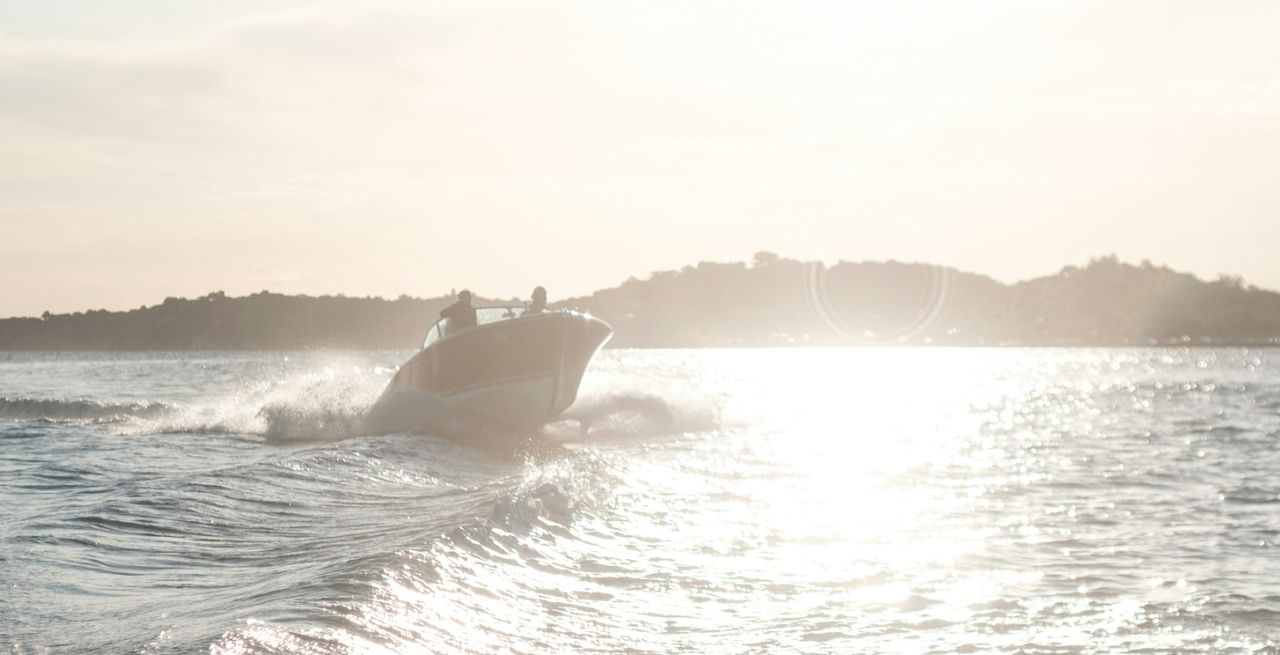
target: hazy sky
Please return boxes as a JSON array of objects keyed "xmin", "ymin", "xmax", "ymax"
[{"xmin": 2, "ymin": 1, "xmax": 1278, "ymax": 317}]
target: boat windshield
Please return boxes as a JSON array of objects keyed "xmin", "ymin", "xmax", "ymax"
[{"xmin": 422, "ymin": 306, "xmax": 555, "ymax": 349}]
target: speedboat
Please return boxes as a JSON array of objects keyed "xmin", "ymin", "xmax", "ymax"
[{"xmin": 368, "ymin": 305, "xmax": 612, "ymax": 435}]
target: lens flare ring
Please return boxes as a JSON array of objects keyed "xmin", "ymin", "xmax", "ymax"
[{"xmin": 804, "ymin": 263, "xmax": 952, "ymax": 345}]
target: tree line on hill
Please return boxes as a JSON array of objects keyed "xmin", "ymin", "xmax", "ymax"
[{"xmin": 3, "ymin": 254, "xmax": 1280, "ymax": 350}]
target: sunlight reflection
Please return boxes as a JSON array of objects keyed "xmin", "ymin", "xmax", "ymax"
[
  {"xmin": 646, "ymin": 348, "xmax": 1030, "ymax": 632},
  {"xmin": 218, "ymin": 347, "xmax": 1251, "ymax": 653}
]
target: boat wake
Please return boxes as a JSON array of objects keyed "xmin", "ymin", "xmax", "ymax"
[
  {"xmin": 56, "ymin": 365, "xmax": 393, "ymax": 443},
  {"xmin": 0, "ymin": 396, "xmax": 170, "ymax": 423},
  {"xmin": 549, "ymin": 386, "xmax": 721, "ymax": 442},
  {"xmin": 555, "ymin": 394, "xmax": 676, "ymax": 436},
  {"xmin": 256, "ymin": 402, "xmax": 372, "ymax": 444},
  {"xmin": 3, "ymin": 355, "xmax": 722, "ymax": 450}
]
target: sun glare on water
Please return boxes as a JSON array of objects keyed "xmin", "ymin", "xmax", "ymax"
[
  {"xmin": 215, "ymin": 348, "xmax": 1174, "ymax": 652},
  {"xmin": 188, "ymin": 347, "xmax": 1269, "ymax": 651},
  {"xmin": 733, "ymin": 349, "xmax": 999, "ymax": 589},
  {"xmin": 531, "ymin": 348, "xmax": 1037, "ymax": 645}
]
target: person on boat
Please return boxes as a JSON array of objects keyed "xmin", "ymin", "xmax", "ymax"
[
  {"xmin": 440, "ymin": 290, "xmax": 477, "ymax": 334},
  {"xmin": 527, "ymin": 286, "xmax": 547, "ymax": 314}
]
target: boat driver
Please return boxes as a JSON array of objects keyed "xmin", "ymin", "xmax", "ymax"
[
  {"xmin": 527, "ymin": 286, "xmax": 547, "ymax": 314},
  {"xmin": 440, "ymin": 290, "xmax": 477, "ymax": 334}
]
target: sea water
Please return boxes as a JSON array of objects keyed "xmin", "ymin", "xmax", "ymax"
[{"xmin": 3, "ymin": 348, "xmax": 1280, "ymax": 654}]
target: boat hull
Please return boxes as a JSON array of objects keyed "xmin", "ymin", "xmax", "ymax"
[{"xmin": 373, "ymin": 311, "xmax": 611, "ymax": 434}]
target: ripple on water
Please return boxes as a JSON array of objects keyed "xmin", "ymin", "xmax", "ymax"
[{"xmin": 7, "ymin": 349, "xmax": 1280, "ymax": 653}]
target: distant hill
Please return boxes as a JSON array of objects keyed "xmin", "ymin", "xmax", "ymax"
[
  {"xmin": 4, "ymin": 254, "xmax": 1280, "ymax": 349},
  {"xmin": 0, "ymin": 291, "xmax": 450, "ymax": 350},
  {"xmin": 572, "ymin": 253, "xmax": 1280, "ymax": 347}
]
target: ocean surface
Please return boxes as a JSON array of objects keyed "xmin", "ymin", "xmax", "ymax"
[{"xmin": 3, "ymin": 347, "xmax": 1280, "ymax": 654}]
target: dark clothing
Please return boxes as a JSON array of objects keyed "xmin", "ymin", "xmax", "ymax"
[
  {"xmin": 527, "ymin": 286, "xmax": 547, "ymax": 314},
  {"xmin": 440, "ymin": 299, "xmax": 476, "ymax": 334}
]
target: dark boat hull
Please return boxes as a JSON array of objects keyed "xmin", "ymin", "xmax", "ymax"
[{"xmin": 373, "ymin": 311, "xmax": 611, "ymax": 433}]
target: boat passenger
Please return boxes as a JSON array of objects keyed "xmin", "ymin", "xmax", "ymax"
[
  {"xmin": 527, "ymin": 286, "xmax": 547, "ymax": 314},
  {"xmin": 440, "ymin": 290, "xmax": 477, "ymax": 334}
]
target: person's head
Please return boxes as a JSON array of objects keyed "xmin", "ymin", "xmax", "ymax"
[
  {"xmin": 532, "ymin": 286, "xmax": 546, "ymax": 302},
  {"xmin": 458, "ymin": 290, "xmax": 472, "ymax": 304}
]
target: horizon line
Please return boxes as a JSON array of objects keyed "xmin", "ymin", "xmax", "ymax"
[{"xmin": 5, "ymin": 253, "xmax": 1270, "ymax": 322}]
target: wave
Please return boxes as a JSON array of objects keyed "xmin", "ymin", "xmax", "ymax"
[
  {"xmin": 201, "ymin": 447, "xmax": 619, "ymax": 654},
  {"xmin": 3, "ymin": 353, "xmax": 725, "ymax": 451},
  {"xmin": 556, "ymin": 393, "xmax": 677, "ymax": 436},
  {"xmin": 551, "ymin": 392, "xmax": 721, "ymax": 441},
  {"xmin": 0, "ymin": 396, "xmax": 170, "ymax": 423},
  {"xmin": 115, "ymin": 366, "xmax": 387, "ymax": 442}
]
